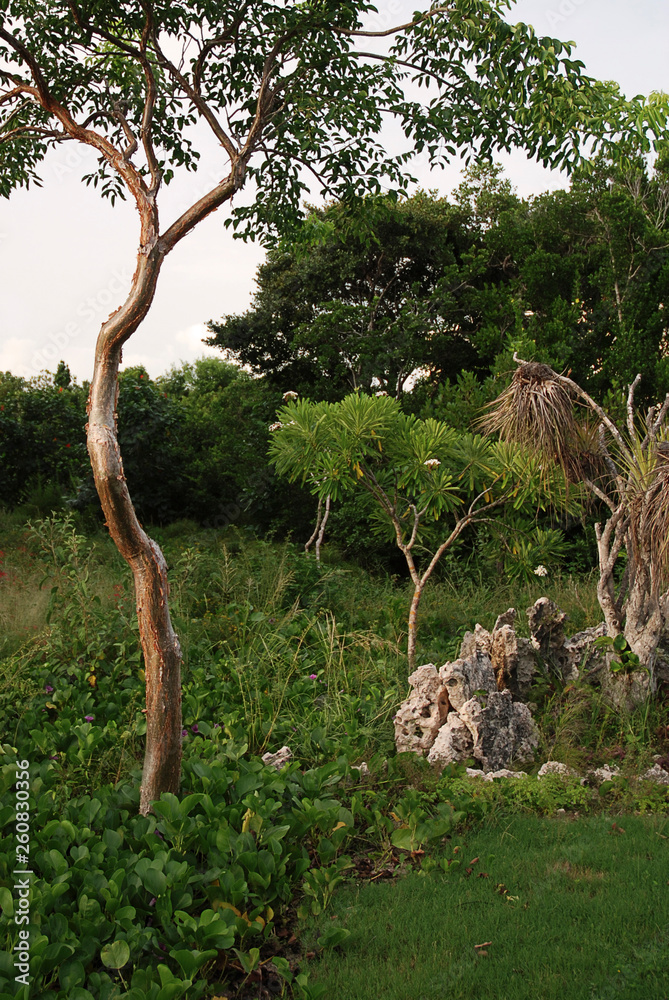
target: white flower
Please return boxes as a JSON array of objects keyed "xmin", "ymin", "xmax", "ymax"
[
  {"xmin": 375, "ymin": 390, "xmax": 388, "ymax": 397},
  {"xmin": 524, "ymin": 310, "xmax": 535, "ymax": 317},
  {"xmin": 424, "ymin": 458, "xmax": 441, "ymax": 470},
  {"xmin": 283, "ymin": 390, "xmax": 298, "ymax": 401},
  {"xmin": 269, "ymin": 422, "xmax": 283, "ymax": 432},
  {"xmin": 534, "ymin": 565, "xmax": 548, "ymax": 577},
  {"xmin": 660, "ymin": 303, "xmax": 665, "ymax": 310}
]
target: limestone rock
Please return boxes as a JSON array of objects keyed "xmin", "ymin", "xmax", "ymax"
[
  {"xmin": 262, "ymin": 746, "xmax": 293, "ymax": 770},
  {"xmin": 641, "ymin": 764, "xmax": 669, "ymax": 785},
  {"xmin": 394, "ymin": 664, "xmax": 450, "ymax": 754},
  {"xmin": 427, "ymin": 712, "xmax": 474, "ymax": 767},
  {"xmin": 350, "ymin": 761, "xmax": 370, "ymax": 778},
  {"xmin": 592, "ymin": 764, "xmax": 620, "ymax": 783},
  {"xmin": 537, "ymin": 761, "xmax": 577, "ymax": 780},
  {"xmin": 493, "ymin": 608, "xmax": 518, "ymax": 632},
  {"xmin": 459, "ymin": 623, "xmax": 493, "ymax": 660},
  {"xmin": 527, "ymin": 597, "xmax": 567, "ymax": 670},
  {"xmin": 489, "ymin": 768, "xmax": 529, "ymax": 779},
  {"xmin": 491, "ymin": 624, "xmax": 537, "ymax": 700},
  {"xmin": 459, "ymin": 690, "xmax": 538, "ymax": 772},
  {"xmin": 439, "ymin": 652, "xmax": 496, "ymax": 712}
]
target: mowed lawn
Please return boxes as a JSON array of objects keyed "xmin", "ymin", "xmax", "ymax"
[{"xmin": 304, "ymin": 814, "xmax": 669, "ymax": 1000}]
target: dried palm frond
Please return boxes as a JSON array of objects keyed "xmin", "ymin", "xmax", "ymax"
[
  {"xmin": 480, "ymin": 363, "xmax": 580, "ymax": 479},
  {"xmin": 638, "ymin": 463, "xmax": 669, "ymax": 589}
]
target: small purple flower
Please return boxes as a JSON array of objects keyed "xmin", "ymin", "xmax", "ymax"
[
  {"xmin": 155, "ymin": 830, "xmax": 164, "ymax": 840},
  {"xmin": 159, "ymin": 942, "xmax": 167, "ymax": 952},
  {"xmin": 213, "ymin": 723, "xmax": 221, "ymax": 729},
  {"xmin": 45, "ymin": 685, "xmax": 54, "ymax": 693},
  {"xmin": 181, "ymin": 729, "xmax": 188, "ymax": 737},
  {"xmin": 309, "ymin": 674, "xmax": 318, "ymax": 680},
  {"xmin": 49, "ymin": 754, "xmax": 59, "ymax": 760},
  {"xmin": 84, "ymin": 715, "xmax": 94, "ymax": 722},
  {"xmin": 149, "ymin": 897, "xmax": 157, "ymax": 907},
  {"xmin": 191, "ymin": 723, "xmax": 199, "ymax": 733}
]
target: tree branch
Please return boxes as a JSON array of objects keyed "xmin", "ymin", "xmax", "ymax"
[
  {"xmin": 332, "ymin": 6, "xmax": 454, "ymax": 38},
  {"xmin": 150, "ymin": 31, "xmax": 238, "ymax": 160}
]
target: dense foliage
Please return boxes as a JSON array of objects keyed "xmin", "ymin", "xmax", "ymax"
[{"xmin": 0, "ymin": 513, "xmax": 667, "ymax": 998}]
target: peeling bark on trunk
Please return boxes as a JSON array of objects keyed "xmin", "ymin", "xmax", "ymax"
[{"xmin": 86, "ymin": 232, "xmax": 184, "ymax": 815}]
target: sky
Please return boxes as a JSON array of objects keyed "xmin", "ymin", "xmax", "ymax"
[{"xmin": 1, "ymin": 0, "xmax": 667, "ymax": 383}]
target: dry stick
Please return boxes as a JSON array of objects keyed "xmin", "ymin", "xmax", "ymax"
[{"xmin": 315, "ymin": 496, "xmax": 331, "ymax": 565}]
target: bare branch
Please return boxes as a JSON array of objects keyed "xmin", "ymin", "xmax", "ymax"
[
  {"xmin": 160, "ymin": 166, "xmax": 245, "ymax": 253},
  {"xmin": 332, "ymin": 6, "xmax": 454, "ymax": 38},
  {"xmin": 0, "ymin": 125, "xmax": 68, "ymax": 142},
  {"xmin": 192, "ymin": 5, "xmax": 251, "ymax": 94},
  {"xmin": 150, "ymin": 32, "xmax": 238, "ymax": 160},
  {"xmin": 348, "ymin": 50, "xmax": 454, "ymax": 90},
  {"xmin": 583, "ymin": 477, "xmax": 617, "ymax": 512},
  {"xmin": 626, "ymin": 373, "xmax": 642, "ymax": 439},
  {"xmin": 0, "ymin": 25, "xmax": 52, "ymax": 104},
  {"xmin": 113, "ymin": 100, "xmax": 138, "ymax": 161},
  {"xmin": 138, "ymin": 1, "xmax": 161, "ymax": 193}
]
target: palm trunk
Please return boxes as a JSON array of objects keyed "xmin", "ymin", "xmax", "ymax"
[{"xmin": 87, "ymin": 222, "xmax": 183, "ymax": 816}]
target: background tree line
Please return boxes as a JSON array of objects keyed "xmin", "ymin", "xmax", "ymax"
[{"xmin": 3, "ymin": 158, "xmax": 669, "ymax": 579}]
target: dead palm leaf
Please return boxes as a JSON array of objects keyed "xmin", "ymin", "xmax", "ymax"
[{"xmin": 480, "ymin": 363, "xmax": 580, "ymax": 479}]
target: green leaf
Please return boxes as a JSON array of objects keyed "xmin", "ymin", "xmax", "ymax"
[
  {"xmin": 100, "ymin": 939, "xmax": 130, "ymax": 970},
  {"xmin": 317, "ymin": 927, "xmax": 351, "ymax": 950}
]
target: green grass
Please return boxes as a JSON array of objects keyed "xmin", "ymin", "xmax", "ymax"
[{"xmin": 303, "ymin": 813, "xmax": 669, "ymax": 1000}]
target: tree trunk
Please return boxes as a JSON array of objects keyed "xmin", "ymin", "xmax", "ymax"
[
  {"xmin": 407, "ymin": 584, "xmax": 423, "ymax": 672},
  {"xmin": 623, "ymin": 538, "xmax": 664, "ymax": 674},
  {"xmin": 87, "ymin": 227, "xmax": 183, "ymax": 816}
]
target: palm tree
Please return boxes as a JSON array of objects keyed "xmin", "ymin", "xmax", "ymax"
[{"xmin": 484, "ymin": 357, "xmax": 669, "ymax": 681}]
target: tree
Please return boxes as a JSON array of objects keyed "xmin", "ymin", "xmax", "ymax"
[
  {"xmin": 206, "ymin": 192, "xmax": 484, "ymax": 399},
  {"xmin": 2, "ymin": 0, "xmax": 665, "ymax": 813},
  {"xmin": 484, "ymin": 357, "xmax": 669, "ymax": 682},
  {"xmin": 451, "ymin": 156, "xmax": 669, "ymax": 400},
  {"xmin": 269, "ymin": 392, "xmax": 563, "ymax": 669}
]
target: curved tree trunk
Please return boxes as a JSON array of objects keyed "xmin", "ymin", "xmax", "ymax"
[{"xmin": 87, "ymin": 214, "xmax": 183, "ymax": 815}]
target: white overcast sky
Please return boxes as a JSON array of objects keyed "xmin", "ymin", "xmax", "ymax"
[{"xmin": 0, "ymin": 0, "xmax": 667, "ymax": 382}]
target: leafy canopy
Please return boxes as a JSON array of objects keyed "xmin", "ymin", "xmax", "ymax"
[
  {"xmin": 268, "ymin": 393, "xmax": 575, "ymax": 548},
  {"xmin": 1, "ymin": 1, "xmax": 667, "ymax": 237}
]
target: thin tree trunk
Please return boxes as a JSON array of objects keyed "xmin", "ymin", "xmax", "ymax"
[
  {"xmin": 315, "ymin": 495, "xmax": 331, "ymax": 565},
  {"xmin": 407, "ymin": 584, "xmax": 423, "ymax": 673}
]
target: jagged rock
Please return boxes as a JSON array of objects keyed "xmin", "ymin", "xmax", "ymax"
[
  {"xmin": 459, "ymin": 690, "xmax": 538, "ymax": 772},
  {"xmin": 493, "ymin": 608, "xmax": 518, "ymax": 632},
  {"xmin": 563, "ymin": 623, "xmax": 608, "ymax": 682},
  {"xmin": 537, "ymin": 761, "xmax": 577, "ymax": 780},
  {"xmin": 427, "ymin": 713, "xmax": 474, "ymax": 767},
  {"xmin": 459, "ymin": 623, "xmax": 493, "ymax": 660},
  {"xmin": 527, "ymin": 598, "xmax": 567, "ymax": 671},
  {"xmin": 641, "ymin": 764, "xmax": 669, "ymax": 785},
  {"xmin": 262, "ymin": 746, "xmax": 293, "ymax": 770},
  {"xmin": 439, "ymin": 652, "xmax": 496, "ymax": 712},
  {"xmin": 491, "ymin": 625, "xmax": 537, "ymax": 701},
  {"xmin": 394, "ymin": 664, "xmax": 450, "ymax": 754}
]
